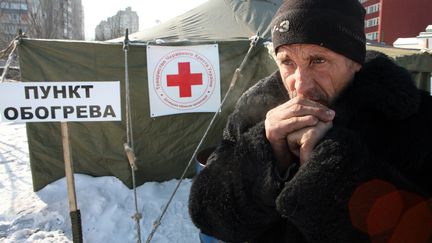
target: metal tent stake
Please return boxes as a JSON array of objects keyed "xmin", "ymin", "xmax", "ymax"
[{"xmin": 61, "ymin": 122, "xmax": 83, "ymax": 243}]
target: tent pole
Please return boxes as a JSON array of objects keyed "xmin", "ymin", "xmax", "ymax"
[
  {"xmin": 145, "ymin": 32, "xmax": 261, "ymax": 243},
  {"xmin": 61, "ymin": 122, "xmax": 83, "ymax": 243},
  {"xmin": 123, "ymin": 28, "xmax": 143, "ymax": 243},
  {"xmin": 0, "ymin": 38, "xmax": 18, "ymax": 83}
]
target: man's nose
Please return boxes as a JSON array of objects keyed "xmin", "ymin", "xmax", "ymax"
[{"xmin": 294, "ymin": 67, "xmax": 314, "ymax": 96}]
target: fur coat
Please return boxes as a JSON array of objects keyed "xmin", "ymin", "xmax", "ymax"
[{"xmin": 188, "ymin": 51, "xmax": 432, "ymax": 243}]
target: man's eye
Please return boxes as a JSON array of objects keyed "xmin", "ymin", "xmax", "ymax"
[
  {"xmin": 311, "ymin": 57, "xmax": 326, "ymax": 64},
  {"xmin": 280, "ymin": 59, "xmax": 295, "ymax": 66}
]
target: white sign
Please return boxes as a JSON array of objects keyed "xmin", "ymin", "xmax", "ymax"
[
  {"xmin": 0, "ymin": 81, "xmax": 121, "ymax": 123},
  {"xmin": 147, "ymin": 44, "xmax": 221, "ymax": 117}
]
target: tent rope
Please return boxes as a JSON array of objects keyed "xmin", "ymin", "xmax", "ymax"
[
  {"xmin": 123, "ymin": 29, "xmax": 142, "ymax": 243},
  {"xmin": 145, "ymin": 33, "xmax": 261, "ymax": 243},
  {"xmin": 1, "ymin": 37, "xmax": 19, "ymax": 83}
]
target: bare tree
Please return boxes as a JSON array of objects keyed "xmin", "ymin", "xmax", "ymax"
[
  {"xmin": 0, "ymin": 0, "xmax": 7, "ymax": 50},
  {"xmin": 25, "ymin": 0, "xmax": 63, "ymax": 39},
  {"xmin": 0, "ymin": 0, "xmax": 8, "ymax": 20},
  {"xmin": 0, "ymin": 0, "xmax": 22, "ymax": 50},
  {"xmin": 0, "ymin": 0, "xmax": 7, "ymax": 18}
]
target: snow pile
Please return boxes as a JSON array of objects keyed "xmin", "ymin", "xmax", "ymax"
[{"xmin": 0, "ymin": 122, "xmax": 200, "ymax": 242}]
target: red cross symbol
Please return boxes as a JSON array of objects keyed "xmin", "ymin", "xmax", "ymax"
[{"xmin": 167, "ymin": 62, "xmax": 203, "ymax": 98}]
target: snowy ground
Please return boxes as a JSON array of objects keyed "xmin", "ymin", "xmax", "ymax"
[{"xmin": 0, "ymin": 122, "xmax": 200, "ymax": 242}]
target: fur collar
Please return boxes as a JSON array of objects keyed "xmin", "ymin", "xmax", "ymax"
[{"xmin": 336, "ymin": 51, "xmax": 421, "ymax": 120}]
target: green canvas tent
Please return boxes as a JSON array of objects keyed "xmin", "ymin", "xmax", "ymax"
[
  {"xmin": 18, "ymin": 0, "xmax": 432, "ymax": 191},
  {"xmin": 114, "ymin": 0, "xmax": 283, "ymax": 41},
  {"xmin": 366, "ymin": 44, "xmax": 432, "ymax": 92},
  {"xmin": 20, "ymin": 0, "xmax": 283, "ymax": 191}
]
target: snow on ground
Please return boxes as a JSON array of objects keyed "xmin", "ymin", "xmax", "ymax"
[{"xmin": 0, "ymin": 122, "xmax": 200, "ymax": 242}]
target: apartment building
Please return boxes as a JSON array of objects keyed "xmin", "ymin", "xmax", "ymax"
[
  {"xmin": 0, "ymin": 0, "xmax": 84, "ymax": 49},
  {"xmin": 0, "ymin": 0, "xmax": 30, "ymax": 48},
  {"xmin": 95, "ymin": 7, "xmax": 139, "ymax": 41},
  {"xmin": 360, "ymin": 0, "xmax": 431, "ymax": 45}
]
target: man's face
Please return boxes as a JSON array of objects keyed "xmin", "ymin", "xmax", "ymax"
[{"xmin": 276, "ymin": 44, "xmax": 361, "ymax": 106}]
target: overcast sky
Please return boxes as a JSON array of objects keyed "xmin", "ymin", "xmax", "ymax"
[{"xmin": 81, "ymin": 0, "xmax": 208, "ymax": 40}]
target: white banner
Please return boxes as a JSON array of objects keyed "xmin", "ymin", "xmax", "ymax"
[
  {"xmin": 0, "ymin": 81, "xmax": 121, "ymax": 123},
  {"xmin": 147, "ymin": 44, "xmax": 221, "ymax": 117}
]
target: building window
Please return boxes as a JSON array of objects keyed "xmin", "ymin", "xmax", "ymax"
[
  {"xmin": 0, "ymin": 2, "xmax": 9, "ymax": 8},
  {"xmin": 366, "ymin": 31, "xmax": 379, "ymax": 40},
  {"xmin": 6, "ymin": 25, "xmax": 15, "ymax": 34},
  {"xmin": 9, "ymin": 13, "xmax": 20, "ymax": 23},
  {"xmin": 359, "ymin": 0, "xmax": 368, "ymax": 3},
  {"xmin": 10, "ymin": 3, "xmax": 21, "ymax": 10},
  {"xmin": 366, "ymin": 3, "xmax": 380, "ymax": 14},
  {"xmin": 365, "ymin": 17, "xmax": 379, "ymax": 28}
]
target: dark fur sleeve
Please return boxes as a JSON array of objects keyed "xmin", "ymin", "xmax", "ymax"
[
  {"xmin": 188, "ymin": 72, "xmax": 290, "ymax": 242},
  {"xmin": 276, "ymin": 128, "xmax": 371, "ymax": 242},
  {"xmin": 275, "ymin": 127, "xmax": 429, "ymax": 243}
]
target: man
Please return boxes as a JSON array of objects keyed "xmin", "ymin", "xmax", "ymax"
[{"xmin": 189, "ymin": 0, "xmax": 432, "ymax": 242}]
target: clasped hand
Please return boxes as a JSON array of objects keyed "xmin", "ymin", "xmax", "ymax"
[{"xmin": 265, "ymin": 97, "xmax": 335, "ymax": 171}]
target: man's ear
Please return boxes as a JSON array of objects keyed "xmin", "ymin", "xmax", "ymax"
[{"xmin": 351, "ymin": 60, "xmax": 362, "ymax": 72}]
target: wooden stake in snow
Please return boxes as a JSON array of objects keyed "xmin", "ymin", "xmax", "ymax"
[{"xmin": 61, "ymin": 122, "xmax": 83, "ymax": 243}]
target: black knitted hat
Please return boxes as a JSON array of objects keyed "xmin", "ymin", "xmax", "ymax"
[{"xmin": 271, "ymin": 0, "xmax": 366, "ymax": 64}]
